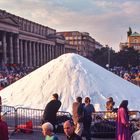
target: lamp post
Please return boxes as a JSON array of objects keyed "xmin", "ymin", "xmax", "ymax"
[
  {"xmin": 108, "ymin": 47, "xmax": 110, "ymax": 70},
  {"xmin": 105, "ymin": 45, "xmax": 111, "ymax": 70}
]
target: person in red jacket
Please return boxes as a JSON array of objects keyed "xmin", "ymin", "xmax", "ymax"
[{"xmin": 0, "ymin": 116, "xmax": 9, "ymax": 140}]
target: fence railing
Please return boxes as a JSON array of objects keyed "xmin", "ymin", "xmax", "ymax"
[
  {"xmin": 91, "ymin": 110, "xmax": 140, "ymax": 138},
  {"xmin": 1, "ymin": 105, "xmax": 140, "ymax": 139},
  {"xmin": 1, "ymin": 105, "xmax": 71, "ymax": 140}
]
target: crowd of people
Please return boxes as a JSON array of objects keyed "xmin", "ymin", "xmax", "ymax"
[
  {"xmin": 0, "ymin": 65, "xmax": 139, "ymax": 91},
  {"xmin": 41, "ymin": 94, "xmax": 134, "ymax": 140},
  {"xmin": 41, "ymin": 94, "xmax": 95, "ymax": 140},
  {"xmin": 110, "ymin": 66, "xmax": 140, "ymax": 86},
  {"xmin": 0, "ymin": 66, "xmax": 35, "ymax": 90},
  {"xmin": 0, "ymin": 93, "xmax": 139, "ymax": 140}
]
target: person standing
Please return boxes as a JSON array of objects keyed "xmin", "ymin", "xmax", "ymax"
[
  {"xmin": 0, "ymin": 96, "xmax": 2, "ymax": 115},
  {"xmin": 42, "ymin": 93, "xmax": 61, "ymax": 130},
  {"xmin": 0, "ymin": 116, "xmax": 9, "ymax": 140},
  {"xmin": 63, "ymin": 120, "xmax": 83, "ymax": 140},
  {"xmin": 83, "ymin": 97, "xmax": 95, "ymax": 140},
  {"xmin": 116, "ymin": 100, "xmax": 130, "ymax": 140},
  {"xmin": 42, "ymin": 122, "xmax": 59, "ymax": 140},
  {"xmin": 72, "ymin": 96, "xmax": 84, "ymax": 136},
  {"xmin": 106, "ymin": 97, "xmax": 115, "ymax": 111}
]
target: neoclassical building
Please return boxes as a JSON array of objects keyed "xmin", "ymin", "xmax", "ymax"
[
  {"xmin": 0, "ymin": 9, "xmax": 66, "ymax": 68},
  {"xmin": 0, "ymin": 9, "xmax": 103, "ymax": 68}
]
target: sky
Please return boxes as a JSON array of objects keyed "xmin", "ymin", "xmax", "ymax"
[
  {"xmin": 0, "ymin": 53, "xmax": 140, "ymax": 114},
  {"xmin": 0, "ymin": 0, "xmax": 140, "ymax": 51}
]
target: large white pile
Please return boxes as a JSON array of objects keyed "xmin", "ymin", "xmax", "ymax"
[{"xmin": 0, "ymin": 53, "xmax": 140, "ymax": 113}]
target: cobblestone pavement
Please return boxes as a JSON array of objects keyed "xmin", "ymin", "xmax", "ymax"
[
  {"xmin": 9, "ymin": 127, "xmax": 115, "ymax": 140},
  {"xmin": 9, "ymin": 132, "xmax": 115, "ymax": 140}
]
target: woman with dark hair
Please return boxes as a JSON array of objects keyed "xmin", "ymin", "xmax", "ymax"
[
  {"xmin": 116, "ymin": 100, "xmax": 130, "ymax": 140},
  {"xmin": 83, "ymin": 97, "xmax": 95, "ymax": 140}
]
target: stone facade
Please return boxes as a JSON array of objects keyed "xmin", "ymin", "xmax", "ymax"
[
  {"xmin": 0, "ymin": 9, "xmax": 66, "ymax": 68},
  {"xmin": 0, "ymin": 9, "xmax": 103, "ymax": 67},
  {"xmin": 57, "ymin": 31, "xmax": 103, "ymax": 60},
  {"xmin": 120, "ymin": 31, "xmax": 140, "ymax": 52}
]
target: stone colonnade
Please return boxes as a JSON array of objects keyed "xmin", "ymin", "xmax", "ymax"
[{"xmin": 0, "ymin": 30, "xmax": 65, "ymax": 67}]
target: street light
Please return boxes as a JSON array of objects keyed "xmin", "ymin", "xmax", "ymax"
[
  {"xmin": 105, "ymin": 45, "xmax": 111, "ymax": 70},
  {"xmin": 108, "ymin": 47, "xmax": 110, "ymax": 70}
]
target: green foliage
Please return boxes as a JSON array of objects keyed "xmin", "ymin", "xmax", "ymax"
[
  {"xmin": 91, "ymin": 46, "xmax": 140, "ymax": 68},
  {"xmin": 116, "ymin": 47, "xmax": 140, "ymax": 68}
]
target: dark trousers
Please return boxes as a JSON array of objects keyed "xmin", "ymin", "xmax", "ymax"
[{"xmin": 83, "ymin": 117, "xmax": 92, "ymax": 140}]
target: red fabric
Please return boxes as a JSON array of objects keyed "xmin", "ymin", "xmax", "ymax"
[
  {"xmin": 16, "ymin": 120, "xmax": 33, "ymax": 133},
  {"xmin": 116, "ymin": 107, "xmax": 130, "ymax": 140},
  {"xmin": 0, "ymin": 120, "xmax": 9, "ymax": 140}
]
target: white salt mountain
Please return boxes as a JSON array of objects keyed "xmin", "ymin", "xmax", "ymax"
[{"xmin": 0, "ymin": 53, "xmax": 140, "ymax": 113}]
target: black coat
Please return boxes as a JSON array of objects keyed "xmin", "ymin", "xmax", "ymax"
[
  {"xmin": 67, "ymin": 132, "xmax": 83, "ymax": 140},
  {"xmin": 43, "ymin": 99, "xmax": 61, "ymax": 125}
]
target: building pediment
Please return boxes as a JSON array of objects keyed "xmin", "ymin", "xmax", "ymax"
[{"xmin": 0, "ymin": 17, "xmax": 19, "ymax": 27}]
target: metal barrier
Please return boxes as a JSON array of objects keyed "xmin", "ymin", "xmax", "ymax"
[
  {"xmin": 1, "ymin": 105, "xmax": 140, "ymax": 139},
  {"xmin": 1, "ymin": 105, "xmax": 16, "ymax": 128},
  {"xmin": 1, "ymin": 105, "xmax": 71, "ymax": 140},
  {"xmin": 16, "ymin": 107, "xmax": 43, "ymax": 128},
  {"xmin": 91, "ymin": 110, "xmax": 140, "ymax": 138},
  {"xmin": 91, "ymin": 111, "xmax": 116, "ymax": 138}
]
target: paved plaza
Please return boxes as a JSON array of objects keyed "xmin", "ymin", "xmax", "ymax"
[{"xmin": 9, "ymin": 132, "xmax": 115, "ymax": 140}]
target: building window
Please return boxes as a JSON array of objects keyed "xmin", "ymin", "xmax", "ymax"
[
  {"xmin": 133, "ymin": 38, "xmax": 138, "ymax": 43},
  {"xmin": 66, "ymin": 37, "xmax": 69, "ymax": 40},
  {"xmin": 78, "ymin": 41, "xmax": 81, "ymax": 45}
]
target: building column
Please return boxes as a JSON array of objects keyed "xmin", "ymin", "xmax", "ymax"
[
  {"xmin": 15, "ymin": 34, "xmax": 20, "ymax": 64},
  {"xmin": 24, "ymin": 40, "xmax": 28, "ymax": 66},
  {"xmin": 20, "ymin": 39, "xmax": 24, "ymax": 66},
  {"xmin": 46, "ymin": 44, "xmax": 49, "ymax": 62},
  {"xmin": 56, "ymin": 45, "xmax": 59, "ymax": 57},
  {"xmin": 9, "ymin": 33, "xmax": 14, "ymax": 64},
  {"xmin": 63, "ymin": 45, "xmax": 65, "ymax": 54},
  {"xmin": 52, "ymin": 45, "xmax": 54, "ymax": 59},
  {"xmin": 33, "ymin": 42, "xmax": 36, "ymax": 67},
  {"xmin": 36, "ymin": 42, "xmax": 40, "ymax": 67},
  {"xmin": 48, "ymin": 45, "xmax": 51, "ymax": 61},
  {"xmin": 29, "ymin": 41, "xmax": 32, "ymax": 67},
  {"xmin": 40, "ymin": 43, "xmax": 43, "ymax": 65},
  {"xmin": 55, "ymin": 45, "xmax": 58, "ymax": 57},
  {"xmin": 53, "ymin": 45, "xmax": 56, "ymax": 59},
  {"xmin": 50, "ymin": 45, "xmax": 53, "ymax": 60},
  {"xmin": 43, "ymin": 44, "xmax": 46, "ymax": 64},
  {"xmin": 60, "ymin": 46, "xmax": 62, "ymax": 55},
  {"xmin": 2, "ymin": 31, "xmax": 7, "ymax": 64}
]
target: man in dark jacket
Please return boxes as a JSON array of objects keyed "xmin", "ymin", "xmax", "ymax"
[
  {"xmin": 63, "ymin": 120, "xmax": 82, "ymax": 140},
  {"xmin": 42, "ymin": 93, "xmax": 61, "ymax": 129}
]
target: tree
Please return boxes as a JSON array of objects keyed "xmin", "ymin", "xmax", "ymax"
[
  {"xmin": 92, "ymin": 47, "xmax": 116, "ymax": 68},
  {"xmin": 91, "ymin": 46, "xmax": 140, "ymax": 69},
  {"xmin": 116, "ymin": 47, "xmax": 140, "ymax": 68}
]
